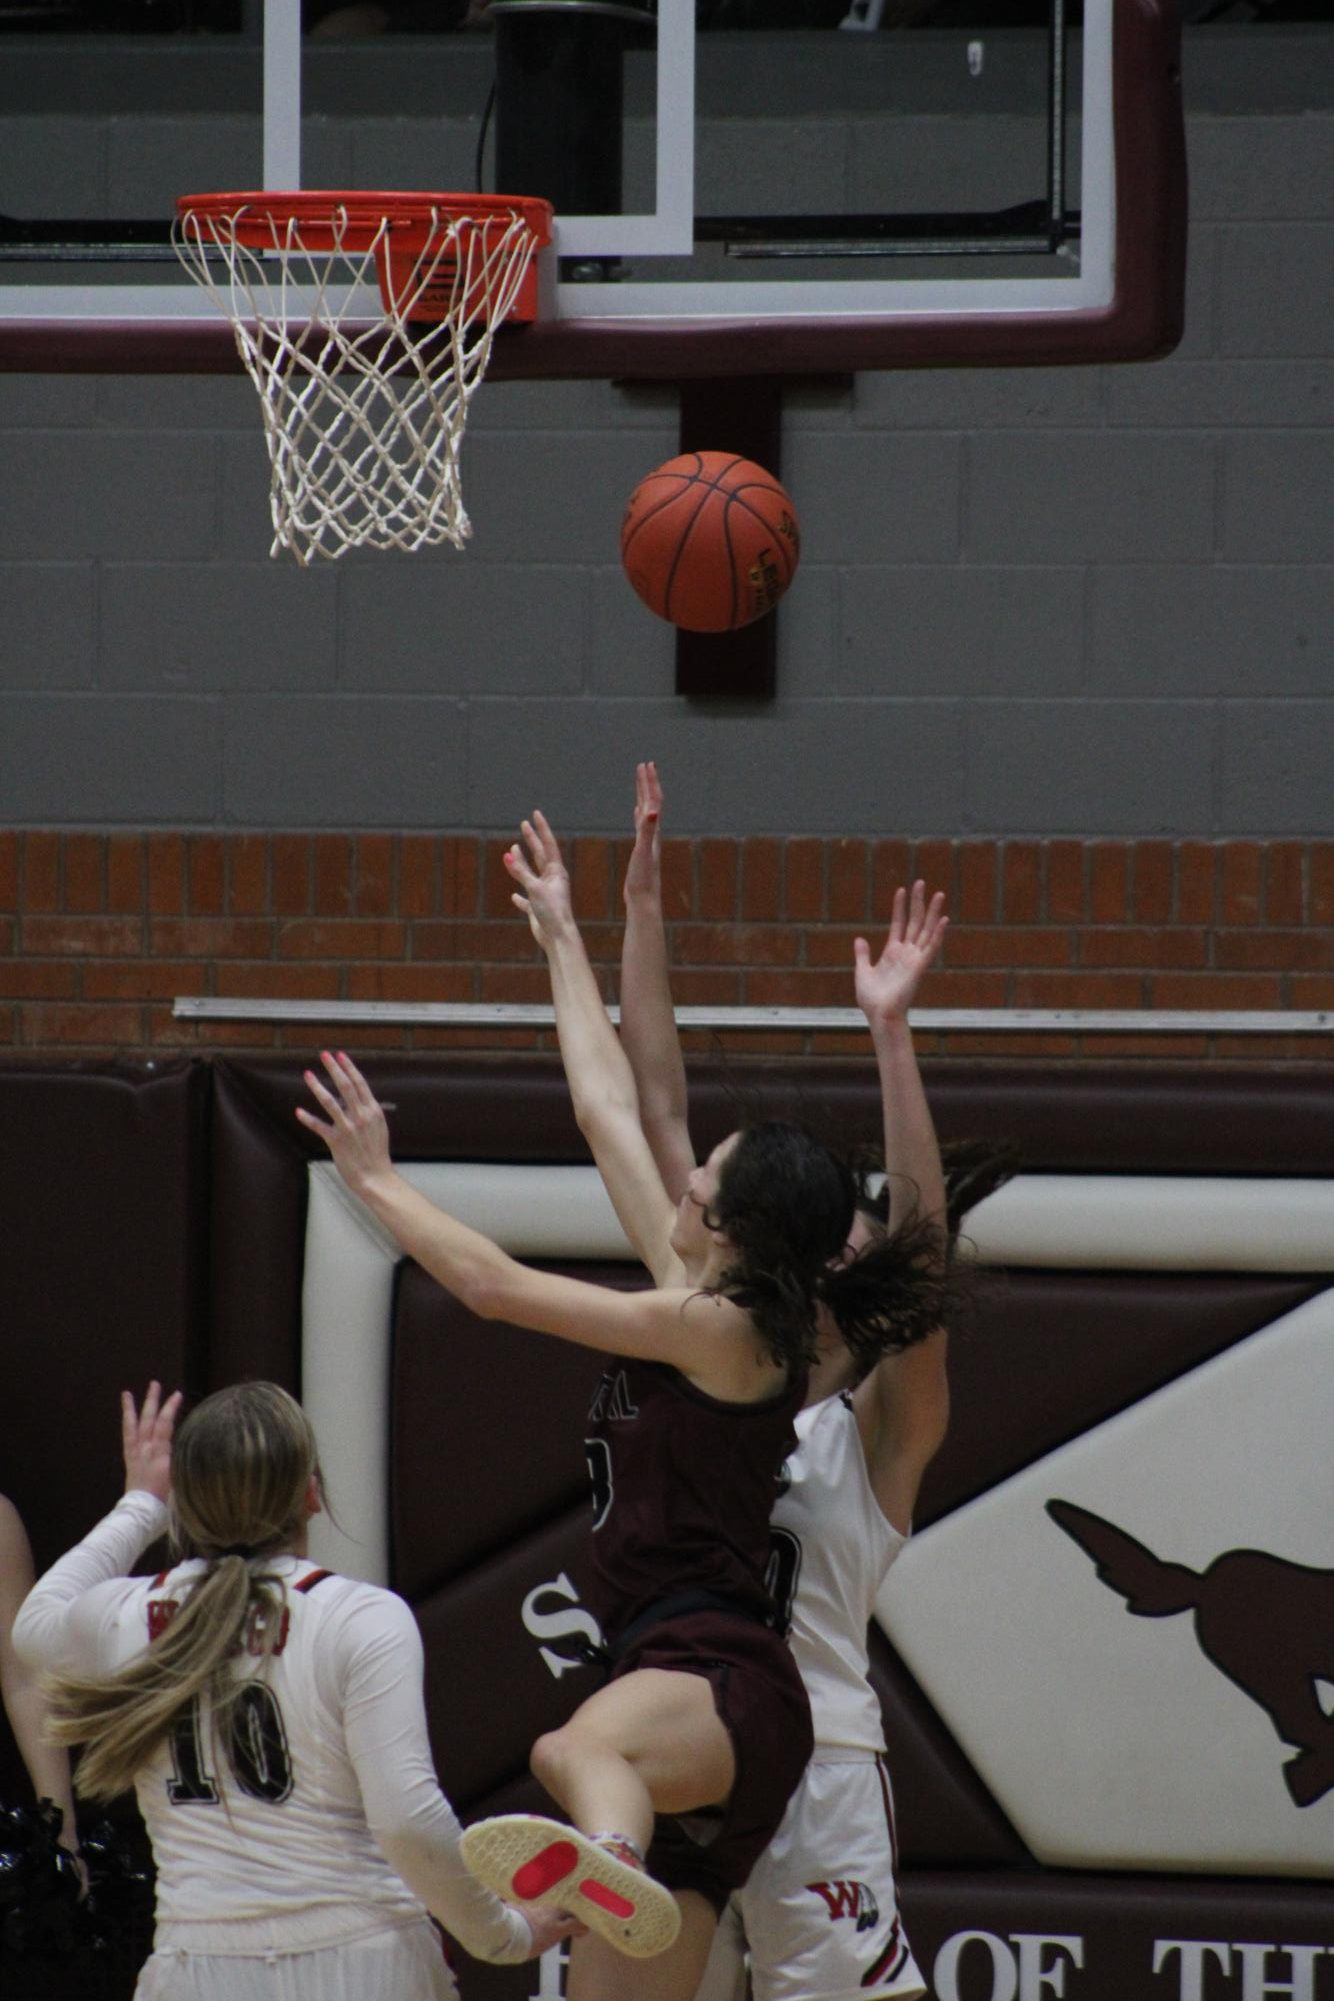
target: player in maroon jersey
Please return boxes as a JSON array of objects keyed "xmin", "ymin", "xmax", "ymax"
[{"xmin": 299, "ymin": 812, "xmax": 946, "ymax": 1998}]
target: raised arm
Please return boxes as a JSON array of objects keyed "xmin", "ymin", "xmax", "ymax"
[
  {"xmin": 850, "ymin": 882, "xmax": 951, "ymax": 1535},
  {"xmin": 619, "ymin": 762, "xmax": 695, "ymax": 1203},
  {"xmin": 504, "ymin": 810, "xmax": 682, "ymax": 1285},
  {"xmin": 297, "ymin": 1053, "xmax": 768, "ymax": 1401},
  {"xmin": 13, "ymin": 1385, "xmax": 179, "ymax": 1681}
]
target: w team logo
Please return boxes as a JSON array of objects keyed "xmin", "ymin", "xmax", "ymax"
[{"xmin": 807, "ymin": 1879, "xmax": 880, "ymax": 1932}]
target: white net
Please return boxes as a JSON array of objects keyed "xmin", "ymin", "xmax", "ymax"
[{"xmin": 173, "ymin": 199, "xmax": 543, "ymax": 564}]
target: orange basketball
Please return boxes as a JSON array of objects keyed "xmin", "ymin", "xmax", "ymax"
[{"xmin": 620, "ymin": 451, "xmax": 800, "ymax": 632}]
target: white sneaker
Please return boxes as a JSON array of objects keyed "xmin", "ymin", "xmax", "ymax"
[{"xmin": 461, "ymin": 1813, "xmax": 682, "ymax": 1960}]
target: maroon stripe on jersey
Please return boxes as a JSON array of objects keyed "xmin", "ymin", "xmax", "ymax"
[
  {"xmin": 294, "ymin": 1568, "xmax": 333, "ymax": 1593},
  {"xmin": 862, "ymin": 1919, "xmax": 909, "ymax": 1990},
  {"xmin": 875, "ymin": 1755, "xmax": 900, "ymax": 1876},
  {"xmin": 150, "ymin": 1571, "xmax": 169, "ymax": 1588}
]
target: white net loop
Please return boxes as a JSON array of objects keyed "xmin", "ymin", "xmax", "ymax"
[{"xmin": 173, "ymin": 200, "xmax": 542, "ymax": 564}]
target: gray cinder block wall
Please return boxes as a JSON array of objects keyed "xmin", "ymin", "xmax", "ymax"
[{"xmin": 0, "ymin": 26, "xmax": 1329, "ymax": 836}]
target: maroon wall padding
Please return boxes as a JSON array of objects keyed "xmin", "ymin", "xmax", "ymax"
[
  {"xmin": 0, "ymin": 1059, "xmax": 207, "ymax": 1806},
  {"xmin": 458, "ymin": 1871, "xmax": 1334, "ymax": 2001},
  {"xmin": 207, "ymin": 1059, "xmax": 316, "ymax": 1394},
  {"xmin": 896, "ymin": 1871, "xmax": 1334, "ymax": 1992},
  {"xmin": 214, "ymin": 1052, "xmax": 1334, "ymax": 1175},
  {"xmin": 391, "ymin": 1264, "xmax": 631, "ymax": 1600},
  {"xmin": 416, "ymin": 1508, "xmax": 603, "ymax": 1813},
  {"xmin": 919, "ymin": 1270, "xmax": 1323, "ymax": 1525},
  {"xmin": 3, "ymin": 1054, "xmax": 1330, "ymax": 2001}
]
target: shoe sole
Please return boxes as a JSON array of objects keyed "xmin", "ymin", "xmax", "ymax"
[{"xmin": 460, "ymin": 1814, "xmax": 681, "ymax": 1960}]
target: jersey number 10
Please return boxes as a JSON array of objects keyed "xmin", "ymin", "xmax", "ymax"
[{"xmin": 168, "ymin": 1681, "xmax": 294, "ymax": 1805}]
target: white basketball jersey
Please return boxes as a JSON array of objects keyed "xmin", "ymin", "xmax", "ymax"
[
  {"xmin": 14, "ymin": 1491, "xmax": 526, "ymax": 1963},
  {"xmin": 121, "ymin": 1557, "xmax": 433, "ymax": 1947},
  {"xmin": 772, "ymin": 1395, "xmax": 906, "ymax": 1753}
]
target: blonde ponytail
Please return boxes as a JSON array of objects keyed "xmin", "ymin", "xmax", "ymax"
[{"xmin": 44, "ymin": 1383, "xmax": 318, "ymax": 1804}]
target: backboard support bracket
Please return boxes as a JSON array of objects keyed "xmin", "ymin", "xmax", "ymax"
[{"xmin": 668, "ymin": 373, "xmax": 855, "ymax": 704}]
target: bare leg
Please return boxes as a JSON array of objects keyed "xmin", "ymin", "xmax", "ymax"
[
  {"xmin": 693, "ymin": 1897, "xmax": 750, "ymax": 2001},
  {"xmin": 532, "ymin": 1667, "xmax": 736, "ymax": 1851},
  {"xmin": 568, "ymin": 1890, "xmax": 720, "ymax": 2001}
]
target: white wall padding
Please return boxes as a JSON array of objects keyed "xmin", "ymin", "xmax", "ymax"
[
  {"xmin": 302, "ymin": 1167, "xmax": 400, "ymax": 1582},
  {"xmin": 302, "ymin": 1165, "xmax": 1334, "ymax": 1583},
  {"xmin": 962, "ymin": 1174, "xmax": 1334, "ymax": 1270},
  {"xmin": 875, "ymin": 1289, "xmax": 1334, "ymax": 1878}
]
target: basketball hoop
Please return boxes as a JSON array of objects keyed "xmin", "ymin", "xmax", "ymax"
[{"xmin": 173, "ymin": 191, "xmax": 553, "ymax": 565}]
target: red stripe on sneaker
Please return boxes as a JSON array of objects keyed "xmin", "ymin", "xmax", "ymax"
[
  {"xmin": 580, "ymin": 1879, "xmax": 636, "ymax": 1921},
  {"xmin": 512, "ymin": 1840, "xmax": 578, "ymax": 1900}
]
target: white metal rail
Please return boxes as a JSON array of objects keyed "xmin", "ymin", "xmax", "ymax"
[{"xmin": 172, "ymin": 1000, "xmax": 1332, "ymax": 1035}]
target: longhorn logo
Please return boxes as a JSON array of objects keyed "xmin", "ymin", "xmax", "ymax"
[{"xmin": 1046, "ymin": 1499, "xmax": 1334, "ymax": 1807}]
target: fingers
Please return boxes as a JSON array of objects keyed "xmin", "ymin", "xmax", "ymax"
[
  {"xmin": 881, "ymin": 881, "xmax": 949, "ymax": 957},
  {"xmin": 123, "ymin": 1381, "xmax": 180, "ymax": 1450},
  {"xmin": 519, "ymin": 817, "xmax": 543, "ymax": 871},
  {"xmin": 507, "ymin": 813, "xmax": 567, "ymax": 884},
  {"xmin": 141, "ymin": 1378, "xmax": 161, "ymax": 1427},
  {"xmin": 504, "ymin": 839, "xmax": 537, "ymax": 890},
  {"xmin": 303, "ymin": 1066, "xmax": 344, "ymax": 1121},
  {"xmin": 301, "ymin": 1051, "xmax": 379, "ymax": 1133},
  {"xmin": 530, "ymin": 809, "xmax": 562, "ymax": 867}
]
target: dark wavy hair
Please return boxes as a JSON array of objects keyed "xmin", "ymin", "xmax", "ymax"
[
  {"xmin": 702, "ymin": 1120, "xmax": 952, "ymax": 1376},
  {"xmin": 854, "ymin": 1136, "xmax": 1021, "ymax": 1244}
]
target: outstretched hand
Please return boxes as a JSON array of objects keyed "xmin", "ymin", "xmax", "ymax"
[
  {"xmin": 122, "ymin": 1380, "xmax": 182, "ymax": 1502},
  {"xmin": 504, "ymin": 810, "xmax": 574, "ymax": 952},
  {"xmin": 854, "ymin": 880, "xmax": 948, "ymax": 1029},
  {"xmin": 296, "ymin": 1049, "xmax": 394, "ymax": 1200},
  {"xmin": 623, "ymin": 759, "xmax": 663, "ymax": 904}
]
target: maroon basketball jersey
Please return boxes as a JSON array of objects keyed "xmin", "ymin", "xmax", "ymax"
[{"xmin": 585, "ymin": 1359, "xmax": 806, "ymax": 1639}]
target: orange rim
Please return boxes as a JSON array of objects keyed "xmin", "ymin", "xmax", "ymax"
[{"xmin": 175, "ymin": 190, "xmax": 553, "ymax": 256}]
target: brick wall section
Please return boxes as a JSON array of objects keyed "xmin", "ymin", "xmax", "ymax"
[{"xmin": 1, "ymin": 832, "xmax": 1329, "ymax": 1062}]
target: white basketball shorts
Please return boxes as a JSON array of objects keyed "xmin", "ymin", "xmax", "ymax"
[
  {"xmin": 697, "ymin": 1753, "xmax": 926, "ymax": 2001},
  {"xmin": 133, "ymin": 1918, "xmax": 460, "ymax": 2001}
]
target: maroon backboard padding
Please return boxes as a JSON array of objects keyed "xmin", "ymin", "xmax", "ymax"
[{"xmin": 0, "ymin": 2, "xmax": 1185, "ymax": 377}]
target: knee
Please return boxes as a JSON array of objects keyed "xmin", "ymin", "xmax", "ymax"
[{"xmin": 530, "ymin": 1725, "xmax": 574, "ymax": 1799}]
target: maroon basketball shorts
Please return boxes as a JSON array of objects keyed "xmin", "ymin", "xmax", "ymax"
[{"xmin": 611, "ymin": 1611, "xmax": 814, "ymax": 1913}]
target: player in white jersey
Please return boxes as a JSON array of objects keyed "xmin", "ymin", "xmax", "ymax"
[
  {"xmin": 13, "ymin": 1380, "xmax": 577, "ymax": 2001},
  {"xmin": 619, "ymin": 763, "xmax": 953, "ymax": 2001},
  {"xmin": 711, "ymin": 1390, "xmax": 924, "ymax": 2001}
]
